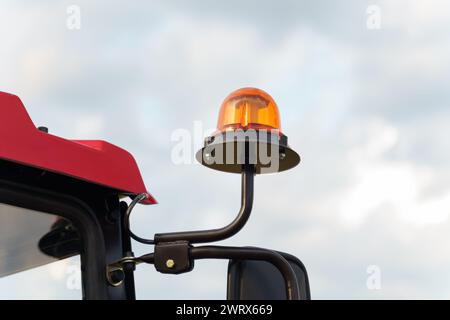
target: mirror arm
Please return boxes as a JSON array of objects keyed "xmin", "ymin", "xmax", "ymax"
[
  {"xmin": 190, "ymin": 246, "xmax": 300, "ymax": 300},
  {"xmin": 109, "ymin": 246, "xmax": 300, "ymax": 300}
]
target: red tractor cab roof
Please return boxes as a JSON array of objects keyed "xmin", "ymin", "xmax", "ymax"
[{"xmin": 0, "ymin": 92, "xmax": 156, "ymax": 204}]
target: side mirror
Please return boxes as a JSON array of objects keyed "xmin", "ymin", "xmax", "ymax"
[{"xmin": 227, "ymin": 251, "xmax": 311, "ymax": 300}]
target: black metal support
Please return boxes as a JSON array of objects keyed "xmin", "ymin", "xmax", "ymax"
[
  {"xmin": 103, "ymin": 156, "xmax": 307, "ymax": 300},
  {"xmin": 190, "ymin": 246, "xmax": 300, "ymax": 300},
  {"xmin": 119, "ymin": 201, "xmax": 137, "ymax": 300},
  {"xmin": 154, "ymin": 167, "xmax": 254, "ymax": 244},
  {"xmin": 124, "ymin": 163, "xmax": 302, "ymax": 300},
  {"xmin": 95, "ymin": 196, "xmax": 134, "ymax": 299},
  {"xmin": 116, "ymin": 245, "xmax": 301, "ymax": 300}
]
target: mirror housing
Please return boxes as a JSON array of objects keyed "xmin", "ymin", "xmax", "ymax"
[{"xmin": 227, "ymin": 251, "xmax": 310, "ymax": 300}]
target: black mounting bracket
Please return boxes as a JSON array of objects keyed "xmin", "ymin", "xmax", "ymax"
[
  {"xmin": 109, "ymin": 164, "xmax": 303, "ymax": 299},
  {"xmin": 154, "ymin": 241, "xmax": 193, "ymax": 274}
]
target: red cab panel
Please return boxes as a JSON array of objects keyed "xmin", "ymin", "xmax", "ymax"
[{"xmin": 0, "ymin": 91, "xmax": 156, "ymax": 204}]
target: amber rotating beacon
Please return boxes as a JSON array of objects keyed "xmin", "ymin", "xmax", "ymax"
[{"xmin": 196, "ymin": 87, "xmax": 300, "ymax": 174}]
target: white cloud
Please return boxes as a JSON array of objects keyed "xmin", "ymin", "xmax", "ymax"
[{"xmin": 339, "ymin": 120, "xmax": 450, "ymax": 226}]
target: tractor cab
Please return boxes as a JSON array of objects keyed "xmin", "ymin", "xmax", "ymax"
[
  {"xmin": 0, "ymin": 91, "xmax": 154, "ymax": 299},
  {"xmin": 0, "ymin": 90, "xmax": 310, "ymax": 300}
]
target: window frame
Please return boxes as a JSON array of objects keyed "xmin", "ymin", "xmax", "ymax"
[{"xmin": 0, "ymin": 175, "xmax": 134, "ymax": 300}]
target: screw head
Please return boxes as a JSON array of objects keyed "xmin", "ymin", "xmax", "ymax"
[
  {"xmin": 38, "ymin": 126, "xmax": 49, "ymax": 133},
  {"xmin": 166, "ymin": 259, "xmax": 175, "ymax": 269}
]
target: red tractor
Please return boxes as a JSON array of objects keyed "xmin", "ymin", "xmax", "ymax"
[{"xmin": 0, "ymin": 88, "xmax": 310, "ymax": 300}]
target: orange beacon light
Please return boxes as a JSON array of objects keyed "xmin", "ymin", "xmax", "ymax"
[
  {"xmin": 216, "ymin": 88, "xmax": 282, "ymax": 133},
  {"xmin": 196, "ymin": 88, "xmax": 300, "ymax": 174}
]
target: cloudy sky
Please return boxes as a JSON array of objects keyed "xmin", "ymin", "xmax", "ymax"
[{"xmin": 1, "ymin": 0, "xmax": 450, "ymax": 299}]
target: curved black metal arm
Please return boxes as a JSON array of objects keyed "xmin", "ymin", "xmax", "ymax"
[
  {"xmin": 190, "ymin": 246, "xmax": 300, "ymax": 300},
  {"xmin": 154, "ymin": 167, "xmax": 254, "ymax": 244},
  {"xmin": 118, "ymin": 245, "xmax": 300, "ymax": 300}
]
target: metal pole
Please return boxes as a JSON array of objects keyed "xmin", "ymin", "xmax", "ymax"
[{"xmin": 154, "ymin": 167, "xmax": 254, "ymax": 244}]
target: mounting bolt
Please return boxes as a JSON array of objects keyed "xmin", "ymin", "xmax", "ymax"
[
  {"xmin": 38, "ymin": 126, "xmax": 49, "ymax": 133},
  {"xmin": 166, "ymin": 259, "xmax": 175, "ymax": 269}
]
